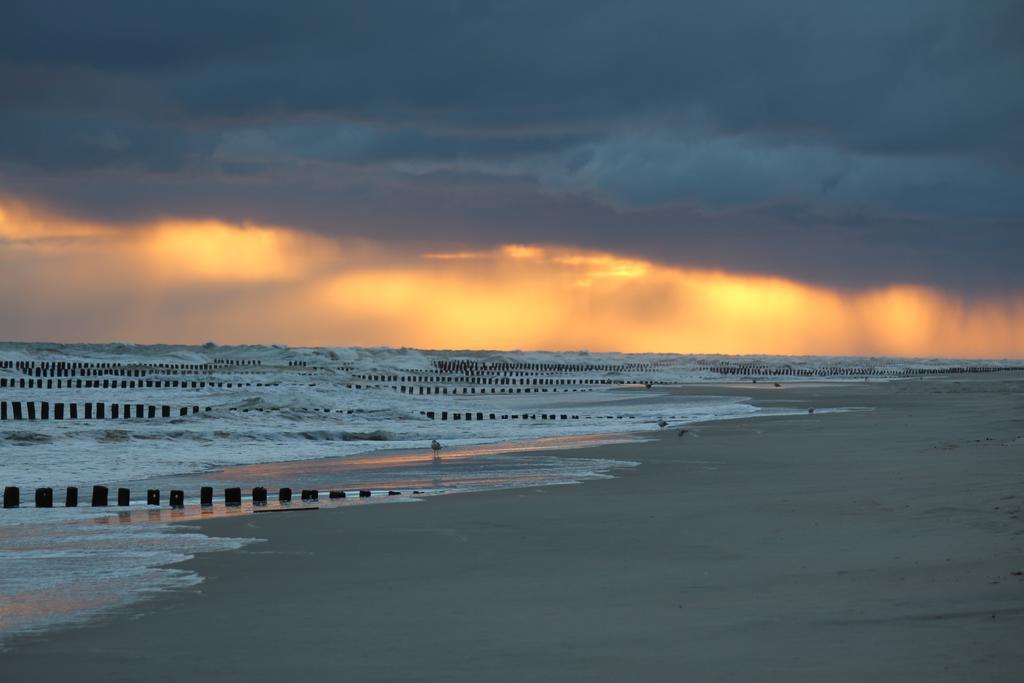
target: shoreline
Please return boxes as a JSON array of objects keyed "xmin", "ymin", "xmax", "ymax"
[
  {"xmin": 0, "ymin": 385, "xmax": 798, "ymax": 644},
  {"xmin": 3, "ymin": 375, "xmax": 1023, "ymax": 679}
]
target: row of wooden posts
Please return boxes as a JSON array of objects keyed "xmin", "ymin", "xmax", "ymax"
[
  {"xmin": 2, "ymin": 485, "xmax": 401, "ymax": 509},
  {"xmin": 350, "ymin": 384, "xmax": 597, "ymax": 395},
  {"xmin": 699, "ymin": 363, "xmax": 1023, "ymax": 377},
  {"xmin": 6, "ymin": 360, "xmax": 260, "ymax": 370},
  {"xmin": 7, "ymin": 360, "xmax": 261, "ymax": 377},
  {"xmin": 422, "ymin": 410, "xmax": 580, "ymax": 421},
  {"xmin": 0, "ymin": 400, "xmax": 655, "ymax": 422},
  {"xmin": 366, "ymin": 368, "xmax": 648, "ymax": 381},
  {"xmin": 0, "ymin": 401, "xmax": 208, "ymax": 420},
  {"xmin": 4, "ymin": 358, "xmax": 654, "ymax": 376},
  {"xmin": 431, "ymin": 360, "xmax": 655, "ymax": 373},
  {"xmin": 1, "ymin": 378, "xmax": 286, "ymax": 389},
  {"xmin": 353, "ymin": 373, "xmax": 635, "ymax": 386},
  {"xmin": 0, "ymin": 402, "xmax": 360, "ymax": 419},
  {"xmin": 14, "ymin": 368, "xmax": 266, "ymax": 378},
  {"xmin": 4, "ymin": 376, "xmax": 643, "ymax": 393}
]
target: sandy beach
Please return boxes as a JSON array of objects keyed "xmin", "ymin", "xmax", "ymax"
[{"xmin": 3, "ymin": 374, "xmax": 1023, "ymax": 680}]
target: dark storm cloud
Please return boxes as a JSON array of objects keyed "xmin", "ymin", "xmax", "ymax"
[{"xmin": 1, "ymin": 0, "xmax": 1022, "ymax": 290}]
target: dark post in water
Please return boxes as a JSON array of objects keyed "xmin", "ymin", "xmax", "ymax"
[
  {"xmin": 35, "ymin": 487, "xmax": 53, "ymax": 508},
  {"xmin": 3, "ymin": 486, "xmax": 19, "ymax": 508},
  {"xmin": 92, "ymin": 485, "xmax": 108, "ymax": 507}
]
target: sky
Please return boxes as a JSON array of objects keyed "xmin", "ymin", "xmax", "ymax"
[{"xmin": 1, "ymin": 1, "xmax": 1022, "ymax": 356}]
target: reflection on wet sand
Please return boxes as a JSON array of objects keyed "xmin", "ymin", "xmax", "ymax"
[
  {"xmin": 88, "ymin": 433, "xmax": 641, "ymax": 527},
  {"xmin": 210, "ymin": 432, "xmax": 639, "ymax": 478},
  {"xmin": 0, "ymin": 590, "xmax": 110, "ymax": 624},
  {"xmin": 0, "ymin": 515, "xmax": 249, "ymax": 642}
]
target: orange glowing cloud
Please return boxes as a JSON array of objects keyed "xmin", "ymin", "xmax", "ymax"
[
  {"xmin": 315, "ymin": 247, "xmax": 1024, "ymax": 357},
  {"xmin": 140, "ymin": 219, "xmax": 343, "ymax": 283},
  {"xmin": 0, "ymin": 197, "xmax": 1021, "ymax": 357},
  {"xmin": 0, "ymin": 199, "xmax": 114, "ymax": 243}
]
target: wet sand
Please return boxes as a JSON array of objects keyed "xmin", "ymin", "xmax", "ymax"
[{"xmin": 3, "ymin": 375, "xmax": 1024, "ymax": 680}]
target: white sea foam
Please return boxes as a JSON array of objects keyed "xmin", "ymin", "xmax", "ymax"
[{"xmin": 0, "ymin": 512, "xmax": 253, "ymax": 646}]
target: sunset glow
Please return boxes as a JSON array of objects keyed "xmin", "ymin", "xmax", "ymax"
[{"xmin": 1, "ymin": 199, "xmax": 1021, "ymax": 357}]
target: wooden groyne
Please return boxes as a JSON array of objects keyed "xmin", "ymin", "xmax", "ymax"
[
  {"xmin": 0, "ymin": 401, "xmax": 210, "ymax": 420},
  {"xmin": 2, "ymin": 484, "xmax": 404, "ymax": 509},
  {"xmin": 430, "ymin": 359, "xmax": 656, "ymax": 373},
  {"xmin": 694, "ymin": 361, "xmax": 1024, "ymax": 377},
  {"xmin": 420, "ymin": 410, "xmax": 580, "ymax": 421},
  {"xmin": 5, "ymin": 360, "xmax": 260, "ymax": 378},
  {"xmin": 0, "ymin": 378, "xmax": 284, "ymax": 390}
]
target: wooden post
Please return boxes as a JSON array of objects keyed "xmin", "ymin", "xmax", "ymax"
[
  {"xmin": 117, "ymin": 488, "xmax": 130, "ymax": 506},
  {"xmin": 301, "ymin": 489, "xmax": 318, "ymax": 501},
  {"xmin": 35, "ymin": 487, "xmax": 53, "ymax": 508},
  {"xmin": 359, "ymin": 489, "xmax": 371, "ymax": 498},
  {"xmin": 278, "ymin": 487, "xmax": 292, "ymax": 502},
  {"xmin": 147, "ymin": 489, "xmax": 160, "ymax": 506},
  {"xmin": 225, "ymin": 487, "xmax": 242, "ymax": 506},
  {"xmin": 91, "ymin": 485, "xmax": 108, "ymax": 507},
  {"xmin": 3, "ymin": 486, "xmax": 19, "ymax": 508},
  {"xmin": 169, "ymin": 490, "xmax": 185, "ymax": 507},
  {"xmin": 252, "ymin": 487, "xmax": 267, "ymax": 505},
  {"xmin": 329, "ymin": 491, "xmax": 346, "ymax": 499},
  {"xmin": 200, "ymin": 486, "xmax": 213, "ymax": 507},
  {"xmin": 65, "ymin": 486, "xmax": 78, "ymax": 507}
]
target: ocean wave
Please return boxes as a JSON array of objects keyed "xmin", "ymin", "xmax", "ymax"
[{"xmin": 4, "ymin": 431, "xmax": 52, "ymax": 445}]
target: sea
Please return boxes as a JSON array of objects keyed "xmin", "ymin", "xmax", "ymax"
[{"xmin": 0, "ymin": 343, "xmax": 1014, "ymax": 645}]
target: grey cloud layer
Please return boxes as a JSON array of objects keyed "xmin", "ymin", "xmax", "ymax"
[{"xmin": 1, "ymin": 0, "xmax": 1021, "ymax": 290}]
